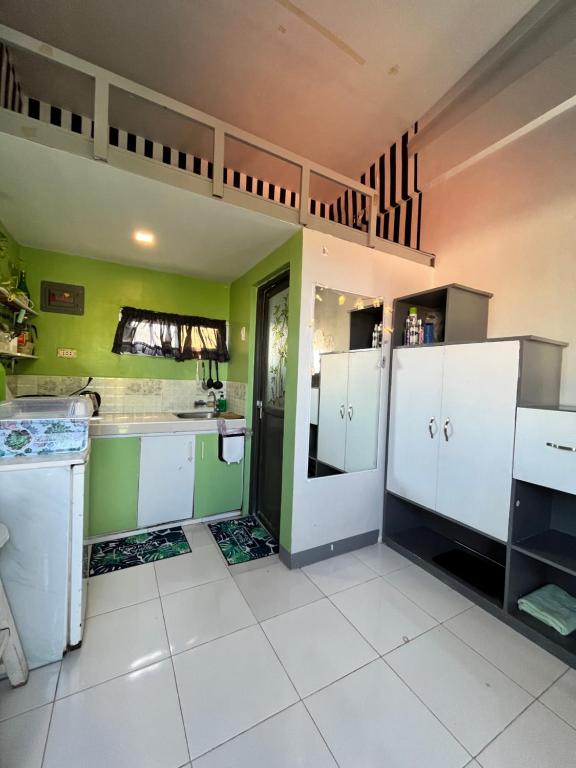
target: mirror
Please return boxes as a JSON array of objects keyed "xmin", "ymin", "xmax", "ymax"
[{"xmin": 308, "ymin": 286, "xmax": 384, "ymax": 478}]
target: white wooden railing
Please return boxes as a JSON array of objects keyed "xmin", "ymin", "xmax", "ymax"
[{"xmin": 0, "ymin": 24, "xmax": 432, "ymax": 266}]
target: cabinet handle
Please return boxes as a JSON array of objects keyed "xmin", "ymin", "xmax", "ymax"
[
  {"xmin": 189, "ymin": 442, "xmax": 194, "ymax": 463},
  {"xmin": 428, "ymin": 417, "xmax": 436, "ymax": 439},
  {"xmin": 201, "ymin": 441, "xmax": 205, "ymax": 460},
  {"xmin": 443, "ymin": 418, "xmax": 450, "ymax": 442},
  {"xmin": 546, "ymin": 441, "xmax": 576, "ymax": 453},
  {"xmin": 348, "ymin": 405, "xmax": 353, "ymax": 421},
  {"xmin": 339, "ymin": 404, "xmax": 346, "ymax": 419}
]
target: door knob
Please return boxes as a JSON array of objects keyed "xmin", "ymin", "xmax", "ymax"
[{"xmin": 443, "ymin": 418, "xmax": 451, "ymax": 442}]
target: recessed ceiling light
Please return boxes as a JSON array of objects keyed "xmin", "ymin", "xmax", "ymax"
[{"xmin": 133, "ymin": 230, "xmax": 155, "ymax": 246}]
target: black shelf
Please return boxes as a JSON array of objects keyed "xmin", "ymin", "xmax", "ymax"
[
  {"xmin": 509, "ymin": 607, "xmax": 576, "ymax": 657},
  {"xmin": 513, "ymin": 530, "xmax": 576, "ymax": 578}
]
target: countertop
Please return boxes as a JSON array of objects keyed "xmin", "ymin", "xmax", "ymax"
[{"xmin": 89, "ymin": 411, "xmax": 246, "ymax": 437}]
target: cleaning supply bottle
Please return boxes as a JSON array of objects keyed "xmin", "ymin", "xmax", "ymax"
[{"xmin": 216, "ymin": 392, "xmax": 227, "ymax": 413}]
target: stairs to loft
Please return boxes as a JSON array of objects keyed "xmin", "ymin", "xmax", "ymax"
[{"xmin": 0, "ymin": 24, "xmax": 432, "ymax": 268}]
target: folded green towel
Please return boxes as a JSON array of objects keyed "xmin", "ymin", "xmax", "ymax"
[{"xmin": 518, "ymin": 584, "xmax": 576, "ymax": 636}]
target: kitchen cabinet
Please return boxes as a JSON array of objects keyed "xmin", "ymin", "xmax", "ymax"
[
  {"xmin": 194, "ymin": 433, "xmax": 243, "ymax": 518},
  {"xmin": 88, "ymin": 437, "xmax": 140, "ymax": 536},
  {"xmin": 317, "ymin": 349, "xmax": 381, "ymax": 473},
  {"xmin": 137, "ymin": 435, "xmax": 195, "ymax": 527},
  {"xmin": 387, "ymin": 346, "xmax": 444, "ymax": 509},
  {"xmin": 387, "ymin": 338, "xmax": 563, "ymax": 542}
]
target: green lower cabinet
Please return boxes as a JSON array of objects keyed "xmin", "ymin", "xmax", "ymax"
[
  {"xmin": 194, "ymin": 433, "xmax": 243, "ymax": 518},
  {"xmin": 88, "ymin": 437, "xmax": 140, "ymax": 536}
]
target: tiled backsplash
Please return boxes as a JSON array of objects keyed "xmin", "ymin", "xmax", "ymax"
[{"xmin": 7, "ymin": 375, "xmax": 247, "ymax": 416}]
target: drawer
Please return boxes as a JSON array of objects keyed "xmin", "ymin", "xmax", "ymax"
[{"xmin": 514, "ymin": 408, "xmax": 576, "ymax": 494}]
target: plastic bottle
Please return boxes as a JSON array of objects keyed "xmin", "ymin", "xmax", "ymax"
[{"xmin": 216, "ymin": 393, "xmax": 227, "ymax": 413}]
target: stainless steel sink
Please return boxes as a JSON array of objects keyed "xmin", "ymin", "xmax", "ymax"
[
  {"xmin": 173, "ymin": 411, "xmax": 242, "ymax": 420},
  {"xmin": 174, "ymin": 411, "xmax": 217, "ymax": 419}
]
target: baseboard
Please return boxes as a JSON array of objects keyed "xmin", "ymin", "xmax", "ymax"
[{"xmin": 280, "ymin": 529, "xmax": 379, "ymax": 569}]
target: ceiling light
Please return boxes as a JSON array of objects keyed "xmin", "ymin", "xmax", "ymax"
[{"xmin": 133, "ymin": 230, "xmax": 155, "ymax": 246}]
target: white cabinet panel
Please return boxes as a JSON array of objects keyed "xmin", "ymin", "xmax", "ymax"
[
  {"xmin": 514, "ymin": 408, "xmax": 576, "ymax": 494},
  {"xmin": 387, "ymin": 346, "xmax": 444, "ymax": 509},
  {"xmin": 436, "ymin": 342, "xmax": 519, "ymax": 541},
  {"xmin": 138, "ymin": 435, "xmax": 195, "ymax": 527},
  {"xmin": 345, "ymin": 349, "xmax": 382, "ymax": 472},
  {"xmin": 317, "ymin": 353, "xmax": 348, "ymax": 471}
]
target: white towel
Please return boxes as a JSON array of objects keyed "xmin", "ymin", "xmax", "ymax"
[{"xmin": 219, "ymin": 434, "xmax": 244, "ymax": 464}]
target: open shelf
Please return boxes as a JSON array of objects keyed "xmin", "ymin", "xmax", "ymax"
[
  {"xmin": 514, "ymin": 530, "xmax": 576, "ymax": 577},
  {"xmin": 0, "ymin": 352, "xmax": 37, "ymax": 361},
  {"xmin": 510, "ymin": 606, "xmax": 576, "ymax": 656},
  {"xmin": 0, "ymin": 286, "xmax": 38, "ymax": 317},
  {"xmin": 385, "ymin": 494, "xmax": 506, "ymax": 607}
]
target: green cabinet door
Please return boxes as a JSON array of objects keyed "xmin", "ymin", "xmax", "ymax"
[
  {"xmin": 88, "ymin": 437, "xmax": 140, "ymax": 536},
  {"xmin": 194, "ymin": 433, "xmax": 243, "ymax": 518}
]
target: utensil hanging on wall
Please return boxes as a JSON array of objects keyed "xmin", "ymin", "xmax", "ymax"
[
  {"xmin": 201, "ymin": 361, "xmax": 208, "ymax": 391},
  {"xmin": 206, "ymin": 360, "xmax": 214, "ymax": 389},
  {"xmin": 213, "ymin": 362, "xmax": 223, "ymax": 390}
]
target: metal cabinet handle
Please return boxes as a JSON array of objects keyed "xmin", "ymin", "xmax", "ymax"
[
  {"xmin": 428, "ymin": 417, "xmax": 436, "ymax": 439},
  {"xmin": 256, "ymin": 400, "xmax": 263, "ymax": 420},
  {"xmin": 348, "ymin": 405, "xmax": 353, "ymax": 421},
  {"xmin": 188, "ymin": 442, "xmax": 194, "ymax": 463},
  {"xmin": 443, "ymin": 418, "xmax": 451, "ymax": 442},
  {"xmin": 339, "ymin": 404, "xmax": 346, "ymax": 419},
  {"xmin": 546, "ymin": 441, "xmax": 576, "ymax": 452}
]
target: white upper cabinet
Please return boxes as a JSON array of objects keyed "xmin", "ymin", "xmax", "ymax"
[
  {"xmin": 317, "ymin": 352, "xmax": 349, "ymax": 472},
  {"xmin": 436, "ymin": 342, "xmax": 519, "ymax": 541},
  {"xmin": 387, "ymin": 346, "xmax": 444, "ymax": 510},
  {"xmin": 137, "ymin": 434, "xmax": 195, "ymax": 527},
  {"xmin": 345, "ymin": 349, "xmax": 382, "ymax": 473},
  {"xmin": 317, "ymin": 350, "xmax": 382, "ymax": 473}
]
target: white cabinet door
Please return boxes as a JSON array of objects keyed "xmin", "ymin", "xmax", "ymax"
[
  {"xmin": 317, "ymin": 352, "xmax": 348, "ymax": 471},
  {"xmin": 436, "ymin": 341, "xmax": 519, "ymax": 541},
  {"xmin": 387, "ymin": 346, "xmax": 444, "ymax": 509},
  {"xmin": 345, "ymin": 349, "xmax": 382, "ymax": 472},
  {"xmin": 137, "ymin": 435, "xmax": 195, "ymax": 527}
]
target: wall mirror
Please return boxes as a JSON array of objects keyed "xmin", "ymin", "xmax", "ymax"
[{"xmin": 308, "ymin": 286, "xmax": 384, "ymax": 479}]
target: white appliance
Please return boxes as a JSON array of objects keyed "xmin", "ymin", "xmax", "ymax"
[
  {"xmin": 0, "ymin": 449, "xmax": 89, "ymax": 669},
  {"xmin": 317, "ymin": 349, "xmax": 382, "ymax": 473}
]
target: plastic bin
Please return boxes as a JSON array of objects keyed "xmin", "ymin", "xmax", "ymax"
[{"xmin": 0, "ymin": 397, "xmax": 90, "ymax": 457}]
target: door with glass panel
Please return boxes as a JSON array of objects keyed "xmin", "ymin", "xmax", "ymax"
[{"xmin": 251, "ymin": 272, "xmax": 290, "ymax": 540}]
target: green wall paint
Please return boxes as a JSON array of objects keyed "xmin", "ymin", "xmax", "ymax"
[
  {"xmin": 229, "ymin": 231, "xmax": 302, "ymax": 551},
  {"xmin": 19, "ymin": 246, "xmax": 230, "ymax": 380}
]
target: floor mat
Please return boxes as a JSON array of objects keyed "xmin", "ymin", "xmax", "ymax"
[
  {"xmin": 208, "ymin": 515, "xmax": 278, "ymax": 565},
  {"xmin": 89, "ymin": 526, "xmax": 191, "ymax": 575}
]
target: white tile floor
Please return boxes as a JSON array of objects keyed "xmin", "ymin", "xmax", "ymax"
[{"xmin": 1, "ymin": 526, "xmax": 575, "ymax": 768}]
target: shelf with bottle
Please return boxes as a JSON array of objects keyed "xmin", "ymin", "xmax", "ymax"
[{"xmin": 0, "ymin": 282, "xmax": 38, "ymax": 318}]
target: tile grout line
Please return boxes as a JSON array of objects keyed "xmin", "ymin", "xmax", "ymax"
[
  {"xmin": 153, "ymin": 561, "xmax": 194, "ymax": 768},
  {"xmin": 39, "ymin": 659, "xmax": 64, "ymax": 768},
  {"xmin": 441, "ymin": 616, "xmax": 569, "ymax": 699},
  {"xmin": 381, "ymin": 657, "xmax": 474, "ymax": 761}
]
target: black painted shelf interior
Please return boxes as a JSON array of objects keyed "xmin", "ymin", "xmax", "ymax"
[
  {"xmin": 513, "ymin": 530, "xmax": 576, "ymax": 577},
  {"xmin": 510, "ymin": 607, "xmax": 576, "ymax": 655}
]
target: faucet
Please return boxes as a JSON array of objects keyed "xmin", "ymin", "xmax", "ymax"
[{"xmin": 194, "ymin": 392, "xmax": 217, "ymax": 411}]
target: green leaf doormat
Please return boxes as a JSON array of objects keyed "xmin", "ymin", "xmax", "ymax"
[
  {"xmin": 208, "ymin": 515, "xmax": 278, "ymax": 565},
  {"xmin": 89, "ymin": 527, "xmax": 191, "ymax": 575}
]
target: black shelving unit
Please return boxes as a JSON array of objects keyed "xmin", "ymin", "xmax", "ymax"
[{"xmin": 391, "ymin": 283, "xmax": 492, "ymax": 348}]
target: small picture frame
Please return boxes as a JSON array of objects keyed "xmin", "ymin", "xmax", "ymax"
[{"xmin": 40, "ymin": 281, "xmax": 85, "ymax": 315}]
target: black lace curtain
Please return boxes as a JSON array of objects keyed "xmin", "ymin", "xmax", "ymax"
[{"xmin": 112, "ymin": 306, "xmax": 230, "ymax": 362}]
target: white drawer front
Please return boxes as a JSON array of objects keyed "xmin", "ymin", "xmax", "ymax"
[{"xmin": 514, "ymin": 408, "xmax": 576, "ymax": 494}]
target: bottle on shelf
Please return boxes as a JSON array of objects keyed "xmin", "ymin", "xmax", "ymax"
[
  {"xmin": 404, "ymin": 306, "xmax": 420, "ymax": 346},
  {"xmin": 16, "ymin": 270, "xmax": 30, "ymax": 303}
]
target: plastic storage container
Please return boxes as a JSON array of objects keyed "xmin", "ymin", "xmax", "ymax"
[{"xmin": 0, "ymin": 397, "xmax": 90, "ymax": 457}]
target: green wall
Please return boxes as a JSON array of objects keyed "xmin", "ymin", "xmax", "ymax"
[
  {"xmin": 229, "ymin": 231, "xmax": 302, "ymax": 551},
  {"xmin": 19, "ymin": 247, "xmax": 230, "ymax": 380}
]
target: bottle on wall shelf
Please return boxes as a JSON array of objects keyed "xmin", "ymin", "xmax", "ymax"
[{"xmin": 15, "ymin": 270, "xmax": 31, "ymax": 304}]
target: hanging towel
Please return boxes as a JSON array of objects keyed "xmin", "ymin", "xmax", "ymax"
[
  {"xmin": 218, "ymin": 434, "xmax": 244, "ymax": 464},
  {"xmin": 518, "ymin": 584, "xmax": 576, "ymax": 637}
]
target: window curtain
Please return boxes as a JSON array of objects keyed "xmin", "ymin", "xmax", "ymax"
[{"xmin": 112, "ymin": 306, "xmax": 230, "ymax": 362}]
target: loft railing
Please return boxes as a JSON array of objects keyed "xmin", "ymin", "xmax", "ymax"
[{"xmin": 0, "ymin": 24, "xmax": 432, "ymax": 266}]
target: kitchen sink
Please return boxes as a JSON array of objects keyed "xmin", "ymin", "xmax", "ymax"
[
  {"xmin": 173, "ymin": 411, "xmax": 242, "ymax": 420},
  {"xmin": 174, "ymin": 411, "xmax": 217, "ymax": 419}
]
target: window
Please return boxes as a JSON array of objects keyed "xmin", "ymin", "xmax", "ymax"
[{"xmin": 112, "ymin": 306, "xmax": 229, "ymax": 362}]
